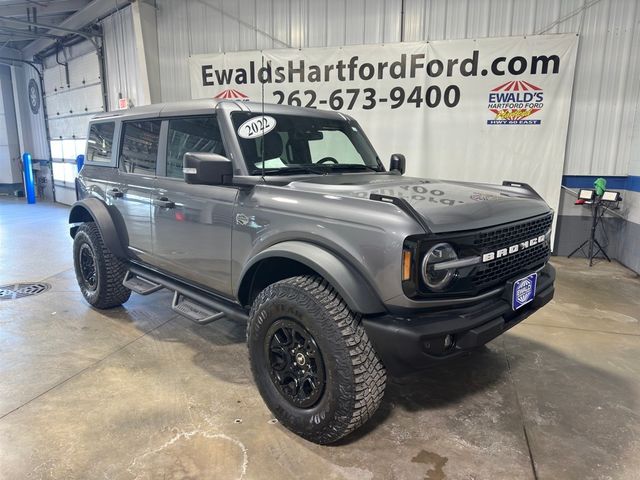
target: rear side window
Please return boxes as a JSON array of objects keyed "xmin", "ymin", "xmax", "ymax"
[
  {"xmin": 119, "ymin": 120, "xmax": 161, "ymax": 175},
  {"xmin": 166, "ymin": 116, "xmax": 226, "ymax": 179},
  {"xmin": 86, "ymin": 122, "xmax": 114, "ymax": 163}
]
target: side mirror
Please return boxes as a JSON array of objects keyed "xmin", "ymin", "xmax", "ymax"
[
  {"xmin": 183, "ymin": 152, "xmax": 233, "ymax": 185},
  {"xmin": 389, "ymin": 153, "xmax": 406, "ymax": 175}
]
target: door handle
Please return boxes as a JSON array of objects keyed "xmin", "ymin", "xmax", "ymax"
[
  {"xmin": 154, "ymin": 197, "xmax": 175, "ymax": 209},
  {"xmin": 106, "ymin": 188, "xmax": 123, "ymax": 198}
]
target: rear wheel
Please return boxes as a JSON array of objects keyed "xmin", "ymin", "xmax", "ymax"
[
  {"xmin": 247, "ymin": 275, "xmax": 386, "ymax": 444},
  {"xmin": 73, "ymin": 223, "xmax": 131, "ymax": 308}
]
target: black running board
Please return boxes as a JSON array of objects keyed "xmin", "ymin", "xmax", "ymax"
[
  {"xmin": 172, "ymin": 291, "xmax": 225, "ymax": 325},
  {"xmin": 123, "ymin": 271, "xmax": 163, "ymax": 295},
  {"xmin": 124, "ymin": 264, "xmax": 248, "ymax": 323}
]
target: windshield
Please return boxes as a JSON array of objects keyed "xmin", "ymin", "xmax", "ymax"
[{"xmin": 231, "ymin": 112, "xmax": 382, "ymax": 175}]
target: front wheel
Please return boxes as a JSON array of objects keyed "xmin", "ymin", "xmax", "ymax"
[{"xmin": 247, "ymin": 275, "xmax": 386, "ymax": 444}]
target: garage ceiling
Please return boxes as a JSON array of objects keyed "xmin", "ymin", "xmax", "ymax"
[{"xmin": 0, "ymin": 0, "xmax": 92, "ymax": 52}]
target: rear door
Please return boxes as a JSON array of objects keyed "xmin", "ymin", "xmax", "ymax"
[
  {"xmin": 150, "ymin": 115, "xmax": 237, "ymax": 296},
  {"xmin": 113, "ymin": 119, "xmax": 161, "ymax": 262}
]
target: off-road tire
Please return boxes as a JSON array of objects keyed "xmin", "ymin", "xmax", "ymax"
[
  {"xmin": 247, "ymin": 275, "xmax": 386, "ymax": 444},
  {"xmin": 73, "ymin": 222, "xmax": 131, "ymax": 309}
]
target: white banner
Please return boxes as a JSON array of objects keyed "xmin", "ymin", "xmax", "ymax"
[{"xmin": 189, "ymin": 34, "xmax": 579, "ymax": 218}]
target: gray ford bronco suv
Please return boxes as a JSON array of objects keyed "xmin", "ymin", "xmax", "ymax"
[{"xmin": 70, "ymin": 99, "xmax": 555, "ymax": 444}]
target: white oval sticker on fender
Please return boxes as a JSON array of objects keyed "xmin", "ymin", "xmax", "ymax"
[{"xmin": 237, "ymin": 115, "xmax": 276, "ymax": 139}]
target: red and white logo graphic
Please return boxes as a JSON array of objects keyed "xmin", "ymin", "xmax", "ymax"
[
  {"xmin": 487, "ymin": 80, "xmax": 544, "ymax": 125},
  {"xmin": 214, "ymin": 89, "xmax": 249, "ymax": 101}
]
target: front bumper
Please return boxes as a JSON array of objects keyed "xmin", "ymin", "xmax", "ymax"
[{"xmin": 362, "ymin": 263, "xmax": 555, "ymax": 376}]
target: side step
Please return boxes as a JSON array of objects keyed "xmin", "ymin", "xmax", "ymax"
[
  {"xmin": 123, "ymin": 270, "xmax": 163, "ymax": 295},
  {"xmin": 125, "ymin": 264, "xmax": 249, "ymax": 324},
  {"xmin": 172, "ymin": 292, "xmax": 225, "ymax": 325}
]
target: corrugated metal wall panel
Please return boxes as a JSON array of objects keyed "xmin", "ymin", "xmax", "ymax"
[
  {"xmin": 326, "ymin": 0, "xmax": 346, "ymax": 46},
  {"xmin": 486, "ymin": 1, "xmax": 514, "ymax": 37},
  {"xmin": 424, "ymin": 0, "xmax": 448, "ymax": 40},
  {"xmin": 588, "ymin": 0, "xmax": 638, "ymax": 174},
  {"xmin": 466, "ymin": 0, "xmax": 490, "ymax": 38},
  {"xmin": 102, "ymin": 5, "xmax": 151, "ymax": 110},
  {"xmin": 157, "ymin": 0, "xmax": 191, "ymax": 103},
  {"xmin": 153, "ymin": 0, "xmax": 639, "ymax": 176}
]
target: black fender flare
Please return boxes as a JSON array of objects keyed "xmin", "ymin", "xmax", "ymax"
[
  {"xmin": 237, "ymin": 240, "xmax": 385, "ymax": 315},
  {"xmin": 68, "ymin": 198, "xmax": 128, "ymax": 259}
]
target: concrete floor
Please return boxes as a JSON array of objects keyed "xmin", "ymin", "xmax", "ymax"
[{"xmin": 0, "ymin": 197, "xmax": 639, "ymax": 480}]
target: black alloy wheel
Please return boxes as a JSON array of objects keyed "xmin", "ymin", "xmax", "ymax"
[
  {"xmin": 265, "ymin": 318, "xmax": 326, "ymax": 408},
  {"xmin": 78, "ymin": 243, "xmax": 98, "ymax": 291}
]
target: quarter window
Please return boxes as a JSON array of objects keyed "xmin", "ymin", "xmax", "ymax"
[
  {"xmin": 86, "ymin": 122, "xmax": 114, "ymax": 163},
  {"xmin": 120, "ymin": 120, "xmax": 161, "ymax": 175},
  {"xmin": 166, "ymin": 116, "xmax": 226, "ymax": 179}
]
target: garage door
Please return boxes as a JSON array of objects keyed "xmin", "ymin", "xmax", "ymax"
[{"xmin": 44, "ymin": 48, "xmax": 104, "ymax": 205}]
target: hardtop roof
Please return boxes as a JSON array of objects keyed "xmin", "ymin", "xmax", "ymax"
[{"xmin": 90, "ymin": 99, "xmax": 349, "ymax": 122}]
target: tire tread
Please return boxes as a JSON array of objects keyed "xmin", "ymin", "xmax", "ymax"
[
  {"xmin": 75, "ymin": 223, "xmax": 131, "ymax": 308},
  {"xmin": 249, "ymin": 274, "xmax": 386, "ymax": 444}
]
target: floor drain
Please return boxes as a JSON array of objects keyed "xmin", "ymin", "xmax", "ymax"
[{"xmin": 0, "ymin": 282, "xmax": 51, "ymax": 301}]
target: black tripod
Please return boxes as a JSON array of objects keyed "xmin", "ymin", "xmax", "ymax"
[{"xmin": 568, "ymin": 198, "xmax": 611, "ymax": 267}]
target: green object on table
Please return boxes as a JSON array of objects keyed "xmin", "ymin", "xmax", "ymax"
[{"xmin": 594, "ymin": 177, "xmax": 607, "ymax": 196}]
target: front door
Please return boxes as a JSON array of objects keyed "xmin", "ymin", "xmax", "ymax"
[
  {"xmin": 150, "ymin": 116, "xmax": 237, "ymax": 297},
  {"xmin": 113, "ymin": 119, "xmax": 161, "ymax": 262}
]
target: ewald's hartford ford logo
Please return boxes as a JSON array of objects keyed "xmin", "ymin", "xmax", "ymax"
[
  {"xmin": 516, "ymin": 277, "xmax": 534, "ymax": 304},
  {"xmin": 512, "ymin": 273, "xmax": 537, "ymax": 310},
  {"xmin": 487, "ymin": 80, "xmax": 544, "ymax": 125},
  {"xmin": 214, "ymin": 89, "xmax": 249, "ymax": 100}
]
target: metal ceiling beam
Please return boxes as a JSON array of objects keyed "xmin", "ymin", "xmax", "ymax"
[
  {"xmin": 0, "ymin": 15, "xmax": 102, "ymax": 38},
  {"xmin": 0, "ymin": 0, "xmax": 89, "ymax": 18},
  {"xmin": 0, "ymin": 34, "xmax": 41, "ymax": 42},
  {"xmin": 0, "ymin": 25, "xmax": 61, "ymax": 40},
  {"xmin": 0, "ymin": 43, "xmax": 21, "ymax": 56},
  {"xmin": 21, "ymin": 0, "xmax": 130, "ymax": 58}
]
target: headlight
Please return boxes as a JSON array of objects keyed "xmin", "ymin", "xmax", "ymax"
[{"xmin": 421, "ymin": 243, "xmax": 458, "ymax": 290}]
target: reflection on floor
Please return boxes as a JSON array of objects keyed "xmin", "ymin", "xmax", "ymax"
[{"xmin": 1, "ymin": 197, "xmax": 639, "ymax": 479}]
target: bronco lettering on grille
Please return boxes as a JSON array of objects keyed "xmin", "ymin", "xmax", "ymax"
[{"xmin": 481, "ymin": 234, "xmax": 547, "ymax": 263}]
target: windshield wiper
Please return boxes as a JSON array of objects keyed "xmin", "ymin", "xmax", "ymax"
[
  {"xmin": 253, "ymin": 165, "xmax": 329, "ymax": 176},
  {"xmin": 327, "ymin": 164, "xmax": 381, "ymax": 172},
  {"xmin": 252, "ymin": 164, "xmax": 381, "ymax": 176}
]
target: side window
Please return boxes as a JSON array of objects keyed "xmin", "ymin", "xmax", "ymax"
[
  {"xmin": 86, "ymin": 122, "xmax": 115, "ymax": 163},
  {"xmin": 119, "ymin": 120, "xmax": 161, "ymax": 175},
  {"xmin": 166, "ymin": 116, "xmax": 226, "ymax": 179}
]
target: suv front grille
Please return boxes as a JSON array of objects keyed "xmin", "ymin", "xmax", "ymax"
[
  {"xmin": 472, "ymin": 242, "xmax": 549, "ymax": 288},
  {"xmin": 471, "ymin": 214, "xmax": 553, "ymax": 290},
  {"xmin": 473, "ymin": 214, "xmax": 553, "ymax": 251}
]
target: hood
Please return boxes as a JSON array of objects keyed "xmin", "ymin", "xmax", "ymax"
[{"xmin": 286, "ymin": 173, "xmax": 551, "ymax": 233}]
